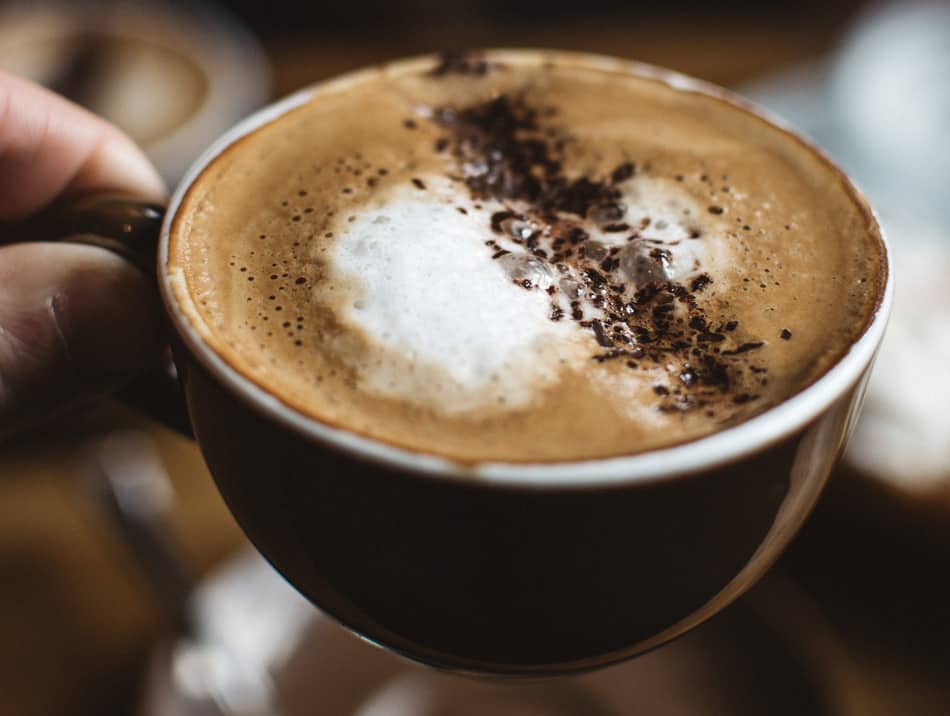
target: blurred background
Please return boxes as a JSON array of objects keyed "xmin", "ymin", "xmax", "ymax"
[{"xmin": 1, "ymin": 0, "xmax": 948, "ymax": 714}]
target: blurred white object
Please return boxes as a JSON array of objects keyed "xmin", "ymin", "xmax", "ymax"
[
  {"xmin": 0, "ymin": 0, "xmax": 269, "ymax": 184},
  {"xmin": 830, "ymin": 1, "xmax": 950, "ymax": 221},
  {"xmin": 845, "ymin": 225, "xmax": 950, "ymax": 491},
  {"xmin": 140, "ymin": 551, "xmax": 864, "ymax": 716},
  {"xmin": 142, "ymin": 550, "xmax": 313, "ymax": 716}
]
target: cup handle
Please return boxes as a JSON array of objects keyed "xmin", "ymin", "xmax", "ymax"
[{"xmin": 6, "ymin": 193, "xmax": 194, "ymax": 437}]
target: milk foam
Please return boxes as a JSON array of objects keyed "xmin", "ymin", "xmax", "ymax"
[
  {"xmin": 329, "ymin": 176, "xmax": 728, "ymax": 412},
  {"xmin": 331, "ymin": 180, "xmax": 580, "ymax": 412}
]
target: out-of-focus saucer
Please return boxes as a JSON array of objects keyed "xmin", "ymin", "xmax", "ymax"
[
  {"xmin": 140, "ymin": 550, "xmax": 865, "ymax": 716},
  {"xmin": 0, "ymin": 0, "xmax": 269, "ymax": 184}
]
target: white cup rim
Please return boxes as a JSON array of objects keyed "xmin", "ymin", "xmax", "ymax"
[{"xmin": 158, "ymin": 49, "xmax": 893, "ymax": 489}]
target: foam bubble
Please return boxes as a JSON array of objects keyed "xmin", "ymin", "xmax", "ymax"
[
  {"xmin": 619, "ymin": 242, "xmax": 672, "ymax": 286},
  {"xmin": 497, "ymin": 253, "xmax": 554, "ymax": 289}
]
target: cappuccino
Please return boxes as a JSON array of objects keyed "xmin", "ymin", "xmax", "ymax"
[{"xmin": 168, "ymin": 51, "xmax": 884, "ymax": 463}]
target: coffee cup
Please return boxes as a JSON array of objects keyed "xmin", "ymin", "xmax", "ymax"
[{"xmin": 18, "ymin": 50, "xmax": 891, "ymax": 676}]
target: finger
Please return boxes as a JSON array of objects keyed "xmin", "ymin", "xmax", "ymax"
[
  {"xmin": 0, "ymin": 69, "xmax": 166, "ymax": 221},
  {"xmin": 0, "ymin": 72, "xmax": 167, "ymax": 435},
  {"xmin": 0, "ymin": 242, "xmax": 163, "ymax": 436}
]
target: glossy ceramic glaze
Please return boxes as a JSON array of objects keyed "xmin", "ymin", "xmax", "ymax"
[{"xmin": 180, "ymin": 355, "xmax": 869, "ymax": 674}]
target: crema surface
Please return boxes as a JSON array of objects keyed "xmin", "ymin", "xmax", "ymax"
[{"xmin": 168, "ymin": 51, "xmax": 884, "ymax": 463}]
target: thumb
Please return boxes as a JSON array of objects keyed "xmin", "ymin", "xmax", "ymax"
[
  {"xmin": 0, "ymin": 72, "xmax": 167, "ymax": 437},
  {"xmin": 0, "ymin": 242, "xmax": 164, "ymax": 437}
]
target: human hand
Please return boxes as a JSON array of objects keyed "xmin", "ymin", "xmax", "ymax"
[{"xmin": 0, "ymin": 70, "xmax": 167, "ymax": 437}]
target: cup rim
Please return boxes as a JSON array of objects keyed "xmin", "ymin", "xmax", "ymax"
[{"xmin": 158, "ymin": 49, "xmax": 893, "ymax": 489}]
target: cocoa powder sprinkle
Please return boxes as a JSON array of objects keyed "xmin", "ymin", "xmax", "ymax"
[{"xmin": 426, "ymin": 93, "xmax": 768, "ymax": 415}]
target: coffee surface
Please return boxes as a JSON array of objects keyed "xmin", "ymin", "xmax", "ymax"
[{"xmin": 168, "ymin": 51, "xmax": 884, "ymax": 463}]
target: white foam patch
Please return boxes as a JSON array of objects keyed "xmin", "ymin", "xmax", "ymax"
[
  {"xmin": 615, "ymin": 178, "xmax": 726, "ymax": 282},
  {"xmin": 331, "ymin": 179, "xmax": 580, "ymax": 411}
]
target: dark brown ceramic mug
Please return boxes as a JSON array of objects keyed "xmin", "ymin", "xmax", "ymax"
[{"xmin": 21, "ymin": 52, "xmax": 892, "ymax": 676}]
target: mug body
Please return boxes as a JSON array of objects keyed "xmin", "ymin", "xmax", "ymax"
[
  {"xmin": 178, "ymin": 353, "xmax": 870, "ymax": 674},
  {"xmin": 157, "ymin": 51, "xmax": 892, "ymax": 676}
]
